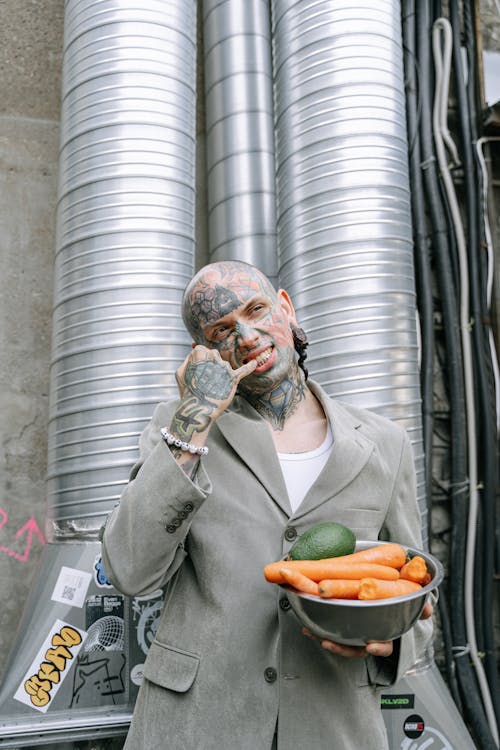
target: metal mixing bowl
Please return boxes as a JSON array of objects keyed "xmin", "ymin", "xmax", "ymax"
[{"xmin": 280, "ymin": 540, "xmax": 443, "ymax": 646}]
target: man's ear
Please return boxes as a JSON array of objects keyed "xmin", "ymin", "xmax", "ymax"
[{"xmin": 276, "ymin": 288, "xmax": 298, "ymax": 326}]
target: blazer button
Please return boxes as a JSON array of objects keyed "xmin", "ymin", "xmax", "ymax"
[
  {"xmin": 279, "ymin": 597, "xmax": 291, "ymax": 611},
  {"xmin": 165, "ymin": 524, "xmax": 177, "ymax": 533},
  {"xmin": 284, "ymin": 527, "xmax": 297, "ymax": 541},
  {"xmin": 264, "ymin": 667, "xmax": 277, "ymax": 683},
  {"xmin": 183, "ymin": 503, "xmax": 194, "ymax": 513}
]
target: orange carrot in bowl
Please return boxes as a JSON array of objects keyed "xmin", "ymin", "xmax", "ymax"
[
  {"xmin": 399, "ymin": 556, "xmax": 428, "ymax": 583},
  {"xmin": 358, "ymin": 578, "xmax": 422, "ymax": 600},
  {"xmin": 279, "ymin": 568, "xmax": 319, "ymax": 596},
  {"xmin": 335, "ymin": 543, "xmax": 407, "ymax": 569},
  {"xmin": 264, "ymin": 560, "xmax": 400, "ymax": 584},
  {"xmin": 318, "ymin": 579, "xmax": 361, "ymax": 599},
  {"xmin": 421, "ymin": 571, "xmax": 432, "ymax": 586}
]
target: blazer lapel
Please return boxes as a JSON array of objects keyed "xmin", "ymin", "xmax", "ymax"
[
  {"xmin": 215, "ymin": 382, "xmax": 374, "ymax": 519},
  {"xmin": 216, "ymin": 398, "xmax": 292, "ymax": 516},
  {"xmin": 293, "ymin": 382, "xmax": 375, "ymax": 518}
]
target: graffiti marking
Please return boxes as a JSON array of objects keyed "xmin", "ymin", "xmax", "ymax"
[
  {"xmin": 0, "ymin": 508, "xmax": 45, "ymax": 562},
  {"xmin": 71, "ymin": 653, "xmax": 126, "ymax": 706}
]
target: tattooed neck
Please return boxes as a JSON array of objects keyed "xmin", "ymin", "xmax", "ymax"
[{"xmin": 239, "ymin": 366, "xmax": 306, "ymax": 430}]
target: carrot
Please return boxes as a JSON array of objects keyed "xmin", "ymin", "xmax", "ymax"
[
  {"xmin": 264, "ymin": 560, "xmax": 400, "ymax": 584},
  {"xmin": 284, "ymin": 542, "xmax": 405, "ymax": 568},
  {"xmin": 399, "ymin": 556, "xmax": 428, "ymax": 583},
  {"xmin": 421, "ymin": 571, "xmax": 432, "ymax": 586},
  {"xmin": 358, "ymin": 578, "xmax": 422, "ymax": 600},
  {"xmin": 334, "ymin": 543, "xmax": 407, "ymax": 569},
  {"xmin": 318, "ymin": 579, "xmax": 361, "ymax": 599},
  {"xmin": 279, "ymin": 568, "xmax": 319, "ymax": 596}
]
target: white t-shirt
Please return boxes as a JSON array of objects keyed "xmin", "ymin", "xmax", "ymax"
[{"xmin": 277, "ymin": 421, "xmax": 334, "ymax": 513}]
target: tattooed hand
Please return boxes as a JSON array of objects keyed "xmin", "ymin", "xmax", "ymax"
[
  {"xmin": 175, "ymin": 346, "xmax": 257, "ymax": 420},
  {"xmin": 166, "ymin": 346, "xmax": 257, "ymax": 475}
]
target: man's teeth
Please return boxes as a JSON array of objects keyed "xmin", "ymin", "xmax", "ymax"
[{"xmin": 254, "ymin": 348, "xmax": 272, "ymax": 366}]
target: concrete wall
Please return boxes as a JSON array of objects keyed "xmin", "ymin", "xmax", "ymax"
[
  {"xmin": 0, "ymin": 0, "xmax": 63, "ymax": 682},
  {"xmin": 0, "ymin": 4, "xmax": 126, "ymax": 747}
]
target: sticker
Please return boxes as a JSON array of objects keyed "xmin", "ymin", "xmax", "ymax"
[
  {"xmin": 381, "ymin": 693, "xmax": 415, "ymax": 709},
  {"xmin": 14, "ymin": 620, "xmax": 87, "ymax": 712},
  {"xmin": 84, "ymin": 595, "xmax": 125, "ymax": 652},
  {"xmin": 401, "ymin": 725, "xmax": 454, "ymax": 749},
  {"xmin": 403, "ymin": 714, "xmax": 425, "ymax": 739},
  {"xmin": 130, "ymin": 663, "xmax": 145, "ymax": 686},
  {"xmin": 93, "ymin": 554, "xmax": 113, "ymax": 588},
  {"xmin": 131, "ymin": 591, "xmax": 164, "ymax": 656},
  {"xmin": 134, "ymin": 588, "xmax": 163, "ymax": 601},
  {"xmin": 126, "ymin": 590, "xmax": 164, "ymax": 702},
  {"xmin": 51, "ymin": 566, "xmax": 92, "ymax": 608},
  {"xmin": 69, "ymin": 596, "xmax": 126, "ymax": 708}
]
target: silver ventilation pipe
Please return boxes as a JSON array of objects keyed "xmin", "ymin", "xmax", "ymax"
[
  {"xmin": 271, "ymin": 3, "xmax": 474, "ymax": 747},
  {"xmin": 272, "ymin": 0, "xmax": 427, "ymax": 539},
  {"xmin": 49, "ymin": 0, "xmax": 197, "ymax": 537},
  {"xmin": 0, "ymin": 0, "xmax": 197, "ymax": 745},
  {"xmin": 203, "ymin": 0, "xmax": 278, "ymax": 283}
]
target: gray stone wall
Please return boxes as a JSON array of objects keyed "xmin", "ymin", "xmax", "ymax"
[{"xmin": 0, "ymin": 0, "xmax": 63, "ymax": 681}]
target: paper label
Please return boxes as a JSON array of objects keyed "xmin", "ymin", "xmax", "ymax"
[{"xmin": 51, "ymin": 566, "xmax": 92, "ymax": 608}]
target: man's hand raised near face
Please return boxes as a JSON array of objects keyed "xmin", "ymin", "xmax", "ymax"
[
  {"xmin": 176, "ymin": 345, "xmax": 257, "ymax": 421},
  {"xmin": 166, "ymin": 346, "xmax": 257, "ymax": 475}
]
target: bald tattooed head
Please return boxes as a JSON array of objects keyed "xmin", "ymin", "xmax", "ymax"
[
  {"xmin": 182, "ymin": 260, "xmax": 309, "ymax": 380},
  {"xmin": 182, "ymin": 261, "xmax": 277, "ymax": 343}
]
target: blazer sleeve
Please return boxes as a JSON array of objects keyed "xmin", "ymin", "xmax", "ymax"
[
  {"xmin": 100, "ymin": 401, "xmax": 212, "ymax": 597},
  {"xmin": 367, "ymin": 429, "xmax": 435, "ymax": 686}
]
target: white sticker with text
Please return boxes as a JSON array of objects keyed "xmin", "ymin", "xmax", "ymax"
[{"xmin": 51, "ymin": 566, "xmax": 92, "ymax": 609}]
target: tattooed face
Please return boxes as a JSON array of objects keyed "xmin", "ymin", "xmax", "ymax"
[{"xmin": 182, "ymin": 261, "xmax": 298, "ymax": 394}]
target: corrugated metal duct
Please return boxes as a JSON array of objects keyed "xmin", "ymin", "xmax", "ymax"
[
  {"xmin": 271, "ymin": 0, "xmax": 428, "ymax": 542},
  {"xmin": 203, "ymin": 0, "xmax": 278, "ymax": 283},
  {"xmin": 0, "ymin": 0, "xmax": 197, "ymax": 743},
  {"xmin": 48, "ymin": 0, "xmax": 197, "ymax": 537}
]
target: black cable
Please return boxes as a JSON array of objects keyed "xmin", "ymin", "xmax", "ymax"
[
  {"xmin": 438, "ymin": 582, "xmax": 463, "ymax": 710},
  {"xmin": 402, "ymin": 0, "xmax": 434, "ymax": 533},
  {"xmin": 431, "ymin": 0, "xmax": 443, "ymax": 22},
  {"xmin": 416, "ymin": 3, "xmax": 497, "ymax": 747},
  {"xmin": 449, "ymin": 0, "xmax": 500, "ymax": 728},
  {"xmin": 463, "ymin": 0, "xmax": 500, "ymax": 574}
]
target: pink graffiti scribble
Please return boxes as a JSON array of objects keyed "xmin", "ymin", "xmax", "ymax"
[{"xmin": 0, "ymin": 507, "xmax": 45, "ymax": 562}]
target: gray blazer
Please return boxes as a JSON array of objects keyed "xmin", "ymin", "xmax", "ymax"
[{"xmin": 102, "ymin": 381, "xmax": 433, "ymax": 750}]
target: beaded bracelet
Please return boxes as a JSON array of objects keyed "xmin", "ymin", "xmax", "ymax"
[{"xmin": 160, "ymin": 427, "xmax": 209, "ymax": 456}]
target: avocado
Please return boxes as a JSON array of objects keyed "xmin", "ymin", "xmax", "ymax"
[{"xmin": 289, "ymin": 521, "xmax": 356, "ymax": 561}]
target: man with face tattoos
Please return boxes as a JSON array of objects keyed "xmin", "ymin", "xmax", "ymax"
[{"xmin": 101, "ymin": 260, "xmax": 433, "ymax": 750}]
